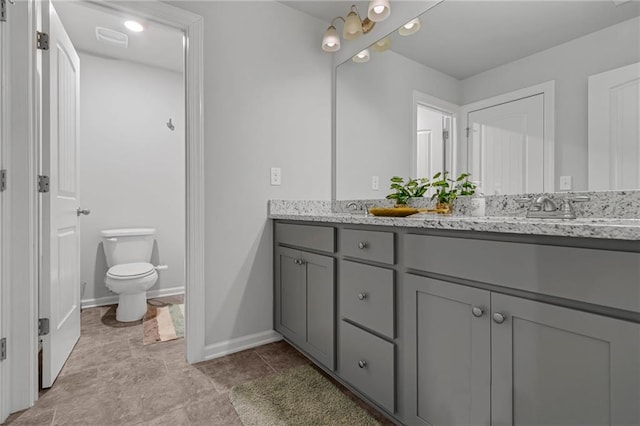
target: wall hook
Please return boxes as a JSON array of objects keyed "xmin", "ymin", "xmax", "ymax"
[{"xmin": 166, "ymin": 118, "xmax": 175, "ymax": 131}]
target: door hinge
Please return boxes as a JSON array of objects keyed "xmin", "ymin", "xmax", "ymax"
[
  {"xmin": 36, "ymin": 31, "xmax": 49, "ymax": 50},
  {"xmin": 0, "ymin": 169, "xmax": 6, "ymax": 192},
  {"xmin": 38, "ymin": 318, "xmax": 50, "ymax": 336},
  {"xmin": 0, "ymin": 337, "xmax": 6, "ymax": 361},
  {"xmin": 442, "ymin": 129, "xmax": 450, "ymax": 141},
  {"xmin": 465, "ymin": 127, "xmax": 470, "ymax": 138},
  {"xmin": 1, "ymin": 0, "xmax": 7, "ymax": 23},
  {"xmin": 38, "ymin": 175, "xmax": 50, "ymax": 193}
]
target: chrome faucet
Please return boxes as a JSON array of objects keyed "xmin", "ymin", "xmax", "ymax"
[
  {"xmin": 520, "ymin": 195, "xmax": 590, "ymax": 219},
  {"xmin": 346, "ymin": 202, "xmax": 361, "ymax": 211}
]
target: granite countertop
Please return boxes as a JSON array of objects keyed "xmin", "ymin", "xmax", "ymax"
[{"xmin": 268, "ymin": 211, "xmax": 640, "ymax": 241}]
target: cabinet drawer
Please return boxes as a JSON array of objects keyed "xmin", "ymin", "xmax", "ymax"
[
  {"xmin": 404, "ymin": 234, "xmax": 640, "ymax": 314},
  {"xmin": 340, "ymin": 261, "xmax": 395, "ymax": 339},
  {"xmin": 341, "ymin": 229, "xmax": 394, "ymax": 264},
  {"xmin": 340, "ymin": 321, "xmax": 395, "ymax": 413},
  {"xmin": 275, "ymin": 223, "xmax": 335, "ymax": 253}
]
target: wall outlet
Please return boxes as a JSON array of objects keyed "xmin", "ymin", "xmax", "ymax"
[
  {"xmin": 270, "ymin": 167, "xmax": 281, "ymax": 186},
  {"xmin": 372, "ymin": 175, "xmax": 379, "ymax": 191},
  {"xmin": 559, "ymin": 175, "xmax": 572, "ymax": 191}
]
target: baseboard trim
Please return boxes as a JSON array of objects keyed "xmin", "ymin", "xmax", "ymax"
[
  {"xmin": 203, "ymin": 330, "xmax": 283, "ymax": 361},
  {"xmin": 81, "ymin": 286, "xmax": 185, "ymax": 309}
]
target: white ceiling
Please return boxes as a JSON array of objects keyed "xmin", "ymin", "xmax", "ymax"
[
  {"xmin": 284, "ymin": 0, "xmax": 640, "ymax": 79},
  {"xmin": 53, "ymin": 1, "xmax": 184, "ymax": 73}
]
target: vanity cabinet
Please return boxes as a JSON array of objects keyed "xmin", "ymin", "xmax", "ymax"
[
  {"xmin": 274, "ymin": 223, "xmax": 336, "ymax": 370},
  {"xmin": 404, "ymin": 274, "xmax": 640, "ymax": 426}
]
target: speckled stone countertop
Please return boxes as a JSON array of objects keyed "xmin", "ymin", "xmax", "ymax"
[{"xmin": 268, "ymin": 200, "xmax": 640, "ymax": 241}]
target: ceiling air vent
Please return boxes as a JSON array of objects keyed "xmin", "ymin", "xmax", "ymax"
[{"xmin": 95, "ymin": 27, "xmax": 128, "ymax": 48}]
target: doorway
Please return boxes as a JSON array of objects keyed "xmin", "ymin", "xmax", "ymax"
[{"xmin": 3, "ymin": 0, "xmax": 204, "ymax": 414}]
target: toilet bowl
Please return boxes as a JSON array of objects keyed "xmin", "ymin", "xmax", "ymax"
[{"xmin": 101, "ymin": 228, "xmax": 162, "ymax": 322}]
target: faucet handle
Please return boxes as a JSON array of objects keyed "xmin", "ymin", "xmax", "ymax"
[{"xmin": 558, "ymin": 196, "xmax": 589, "ymax": 219}]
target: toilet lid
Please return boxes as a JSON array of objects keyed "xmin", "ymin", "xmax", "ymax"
[{"xmin": 107, "ymin": 262, "xmax": 155, "ymax": 280}]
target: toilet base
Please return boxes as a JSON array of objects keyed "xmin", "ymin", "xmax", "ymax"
[{"xmin": 116, "ymin": 292, "xmax": 148, "ymax": 322}]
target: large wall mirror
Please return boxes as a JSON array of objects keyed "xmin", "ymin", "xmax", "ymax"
[{"xmin": 335, "ymin": 0, "xmax": 640, "ymax": 200}]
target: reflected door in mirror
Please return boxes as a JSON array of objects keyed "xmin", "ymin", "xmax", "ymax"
[
  {"xmin": 588, "ymin": 62, "xmax": 640, "ymax": 191},
  {"xmin": 468, "ymin": 95, "xmax": 544, "ymax": 195}
]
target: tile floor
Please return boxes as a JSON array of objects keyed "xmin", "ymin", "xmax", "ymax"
[{"xmin": 5, "ymin": 298, "xmax": 393, "ymax": 425}]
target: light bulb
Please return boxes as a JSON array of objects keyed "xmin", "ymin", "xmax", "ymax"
[
  {"xmin": 367, "ymin": 0, "xmax": 390, "ymax": 22},
  {"xmin": 124, "ymin": 20, "xmax": 144, "ymax": 33},
  {"xmin": 373, "ymin": 5, "xmax": 385, "ymax": 14},
  {"xmin": 404, "ymin": 22, "xmax": 415, "ymax": 30},
  {"xmin": 352, "ymin": 48, "xmax": 370, "ymax": 63}
]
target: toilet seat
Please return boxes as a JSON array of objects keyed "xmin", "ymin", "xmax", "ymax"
[{"xmin": 107, "ymin": 262, "xmax": 155, "ymax": 280}]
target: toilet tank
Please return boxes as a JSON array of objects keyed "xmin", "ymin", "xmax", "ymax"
[{"xmin": 101, "ymin": 228, "xmax": 156, "ymax": 267}]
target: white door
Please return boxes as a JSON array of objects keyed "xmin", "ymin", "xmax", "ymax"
[
  {"xmin": 40, "ymin": 2, "xmax": 81, "ymax": 387},
  {"xmin": 416, "ymin": 105, "xmax": 448, "ymax": 179},
  {"xmin": 467, "ymin": 94, "xmax": 544, "ymax": 195},
  {"xmin": 588, "ymin": 62, "xmax": 640, "ymax": 190},
  {"xmin": 0, "ymin": 9, "xmax": 6, "ymax": 422}
]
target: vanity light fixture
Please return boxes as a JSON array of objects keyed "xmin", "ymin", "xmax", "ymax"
[
  {"xmin": 124, "ymin": 20, "xmax": 144, "ymax": 33},
  {"xmin": 322, "ymin": 3, "xmax": 386, "ymax": 53},
  {"xmin": 368, "ymin": 0, "xmax": 391, "ymax": 22},
  {"xmin": 352, "ymin": 48, "xmax": 370, "ymax": 63},
  {"xmin": 371, "ymin": 36, "xmax": 391, "ymax": 52},
  {"xmin": 398, "ymin": 18, "xmax": 421, "ymax": 36}
]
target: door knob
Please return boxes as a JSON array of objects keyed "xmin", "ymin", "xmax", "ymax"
[
  {"xmin": 358, "ymin": 360, "xmax": 367, "ymax": 368},
  {"xmin": 493, "ymin": 312, "xmax": 506, "ymax": 324},
  {"xmin": 358, "ymin": 292, "xmax": 367, "ymax": 300},
  {"xmin": 472, "ymin": 307, "xmax": 484, "ymax": 317},
  {"xmin": 77, "ymin": 208, "xmax": 91, "ymax": 216},
  {"xmin": 358, "ymin": 242, "xmax": 367, "ymax": 249}
]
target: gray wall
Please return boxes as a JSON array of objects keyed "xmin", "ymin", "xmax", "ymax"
[
  {"xmin": 168, "ymin": 1, "xmax": 332, "ymax": 349},
  {"xmin": 79, "ymin": 53, "xmax": 185, "ymax": 303},
  {"xmin": 336, "ymin": 51, "xmax": 459, "ymax": 199},
  {"xmin": 461, "ymin": 17, "xmax": 640, "ymax": 191}
]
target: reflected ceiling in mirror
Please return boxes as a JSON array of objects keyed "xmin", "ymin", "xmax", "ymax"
[{"xmin": 335, "ymin": 0, "xmax": 640, "ymax": 200}]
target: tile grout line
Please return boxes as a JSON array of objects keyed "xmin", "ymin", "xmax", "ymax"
[{"xmin": 254, "ymin": 349, "xmax": 278, "ymax": 373}]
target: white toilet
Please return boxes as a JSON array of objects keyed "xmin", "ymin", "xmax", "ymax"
[{"xmin": 101, "ymin": 228, "xmax": 160, "ymax": 322}]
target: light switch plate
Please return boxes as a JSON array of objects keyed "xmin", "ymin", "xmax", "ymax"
[
  {"xmin": 559, "ymin": 175, "xmax": 572, "ymax": 191},
  {"xmin": 270, "ymin": 167, "xmax": 281, "ymax": 186},
  {"xmin": 372, "ymin": 176, "xmax": 379, "ymax": 190}
]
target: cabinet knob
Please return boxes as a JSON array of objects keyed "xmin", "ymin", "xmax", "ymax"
[
  {"xmin": 472, "ymin": 307, "xmax": 484, "ymax": 317},
  {"xmin": 358, "ymin": 292, "xmax": 367, "ymax": 300},
  {"xmin": 493, "ymin": 312, "xmax": 506, "ymax": 324},
  {"xmin": 294, "ymin": 259, "xmax": 305, "ymax": 265},
  {"xmin": 358, "ymin": 242, "xmax": 367, "ymax": 249},
  {"xmin": 358, "ymin": 360, "xmax": 367, "ymax": 368}
]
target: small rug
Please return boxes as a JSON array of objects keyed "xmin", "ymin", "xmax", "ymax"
[
  {"xmin": 143, "ymin": 303, "xmax": 184, "ymax": 345},
  {"xmin": 229, "ymin": 365, "xmax": 381, "ymax": 426}
]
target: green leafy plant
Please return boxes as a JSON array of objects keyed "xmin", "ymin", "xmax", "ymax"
[
  {"xmin": 386, "ymin": 176, "xmax": 430, "ymax": 206},
  {"xmin": 431, "ymin": 172, "xmax": 477, "ymax": 205}
]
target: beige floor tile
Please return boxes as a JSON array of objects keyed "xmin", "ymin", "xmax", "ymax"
[
  {"xmin": 183, "ymin": 392, "xmax": 242, "ymax": 426},
  {"xmin": 193, "ymin": 349, "xmax": 275, "ymax": 394},
  {"xmin": 254, "ymin": 340, "xmax": 311, "ymax": 371}
]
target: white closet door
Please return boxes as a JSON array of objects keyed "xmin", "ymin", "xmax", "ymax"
[
  {"xmin": 588, "ymin": 62, "xmax": 640, "ymax": 190},
  {"xmin": 468, "ymin": 94, "xmax": 544, "ymax": 195}
]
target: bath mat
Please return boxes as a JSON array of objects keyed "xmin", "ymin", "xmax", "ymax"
[
  {"xmin": 229, "ymin": 365, "xmax": 381, "ymax": 426},
  {"xmin": 143, "ymin": 303, "xmax": 184, "ymax": 345}
]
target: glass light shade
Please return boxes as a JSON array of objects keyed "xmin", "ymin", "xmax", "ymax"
[
  {"xmin": 398, "ymin": 18, "xmax": 421, "ymax": 36},
  {"xmin": 368, "ymin": 0, "xmax": 390, "ymax": 22},
  {"xmin": 343, "ymin": 11, "xmax": 363, "ymax": 40},
  {"xmin": 371, "ymin": 37, "xmax": 391, "ymax": 52},
  {"xmin": 322, "ymin": 25, "xmax": 341, "ymax": 52},
  {"xmin": 352, "ymin": 49, "xmax": 370, "ymax": 63}
]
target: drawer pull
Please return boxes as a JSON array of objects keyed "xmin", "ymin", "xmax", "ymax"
[
  {"xmin": 472, "ymin": 307, "xmax": 484, "ymax": 317},
  {"xmin": 294, "ymin": 259, "xmax": 306, "ymax": 265},
  {"xmin": 358, "ymin": 242, "xmax": 368, "ymax": 249},
  {"xmin": 493, "ymin": 312, "xmax": 506, "ymax": 324},
  {"xmin": 358, "ymin": 360, "xmax": 367, "ymax": 368},
  {"xmin": 358, "ymin": 292, "xmax": 368, "ymax": 300}
]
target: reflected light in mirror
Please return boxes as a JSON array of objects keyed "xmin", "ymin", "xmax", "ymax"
[
  {"xmin": 353, "ymin": 49, "xmax": 371, "ymax": 63},
  {"xmin": 371, "ymin": 36, "xmax": 391, "ymax": 52},
  {"xmin": 398, "ymin": 18, "xmax": 421, "ymax": 36}
]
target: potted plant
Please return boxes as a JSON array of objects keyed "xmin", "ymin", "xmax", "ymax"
[
  {"xmin": 430, "ymin": 171, "xmax": 477, "ymax": 214},
  {"xmin": 386, "ymin": 176, "xmax": 430, "ymax": 206}
]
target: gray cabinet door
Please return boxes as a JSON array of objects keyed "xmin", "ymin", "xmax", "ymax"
[
  {"xmin": 303, "ymin": 251, "xmax": 336, "ymax": 370},
  {"xmin": 491, "ymin": 293, "xmax": 640, "ymax": 426},
  {"xmin": 404, "ymin": 274, "xmax": 491, "ymax": 426},
  {"xmin": 275, "ymin": 246, "xmax": 306, "ymax": 344}
]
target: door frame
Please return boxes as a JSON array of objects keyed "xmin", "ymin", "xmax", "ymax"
[
  {"xmin": 8, "ymin": 0, "xmax": 205, "ymax": 411},
  {"xmin": 460, "ymin": 81, "xmax": 555, "ymax": 192},
  {"xmin": 412, "ymin": 90, "xmax": 460, "ymax": 178}
]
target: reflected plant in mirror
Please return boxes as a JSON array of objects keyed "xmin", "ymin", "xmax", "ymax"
[
  {"xmin": 431, "ymin": 172, "xmax": 476, "ymax": 213},
  {"xmin": 386, "ymin": 176, "xmax": 429, "ymax": 206}
]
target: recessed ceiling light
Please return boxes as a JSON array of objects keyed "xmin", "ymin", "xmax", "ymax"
[{"xmin": 124, "ymin": 20, "xmax": 144, "ymax": 33}]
